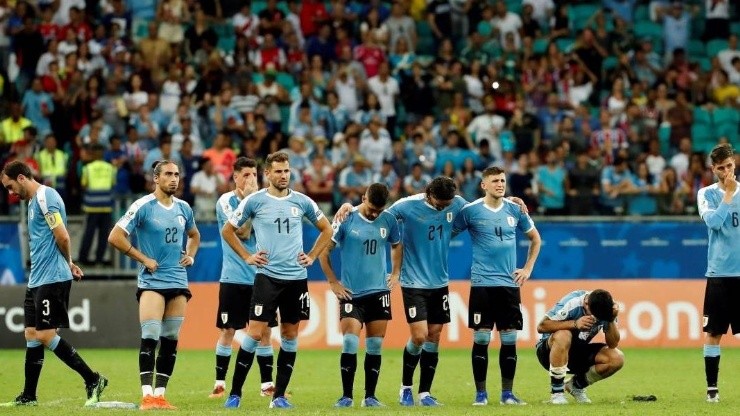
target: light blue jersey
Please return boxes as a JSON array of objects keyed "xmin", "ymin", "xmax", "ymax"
[
  {"xmin": 332, "ymin": 208, "xmax": 401, "ymax": 298},
  {"xmin": 698, "ymin": 183, "xmax": 740, "ymax": 277},
  {"xmin": 229, "ymin": 189, "xmax": 324, "ymax": 280},
  {"xmin": 217, "ymin": 191, "xmax": 256, "ymax": 285},
  {"xmin": 453, "ymin": 198, "xmax": 535, "ymax": 287},
  {"xmin": 117, "ymin": 194, "xmax": 195, "ymax": 289},
  {"xmin": 386, "ymin": 194, "xmax": 468, "ymax": 289},
  {"xmin": 27, "ymin": 185, "xmax": 72, "ymax": 288},
  {"xmin": 537, "ymin": 290, "xmax": 611, "ymax": 347}
]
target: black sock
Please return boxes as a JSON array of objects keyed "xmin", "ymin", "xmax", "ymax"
[
  {"xmin": 155, "ymin": 337, "xmax": 178, "ymax": 390},
  {"xmin": 402, "ymin": 348, "xmax": 421, "ymax": 387},
  {"xmin": 705, "ymin": 356, "xmax": 720, "ymax": 389},
  {"xmin": 139, "ymin": 338, "xmax": 157, "ymax": 388},
  {"xmin": 418, "ymin": 350, "xmax": 439, "ymax": 394},
  {"xmin": 471, "ymin": 343, "xmax": 488, "ymax": 392},
  {"xmin": 572, "ymin": 373, "xmax": 588, "ymax": 389},
  {"xmin": 274, "ymin": 348, "xmax": 296, "ymax": 398},
  {"xmin": 23, "ymin": 345, "xmax": 44, "ymax": 398},
  {"xmin": 499, "ymin": 344, "xmax": 517, "ymax": 391},
  {"xmin": 52, "ymin": 337, "xmax": 96, "ymax": 384},
  {"xmin": 364, "ymin": 353, "xmax": 382, "ymax": 398},
  {"xmin": 229, "ymin": 347, "xmax": 255, "ymax": 397},
  {"xmin": 340, "ymin": 353, "xmax": 357, "ymax": 398},
  {"xmin": 215, "ymin": 354, "xmax": 231, "ymax": 382},
  {"xmin": 257, "ymin": 354, "xmax": 274, "ymax": 383},
  {"xmin": 551, "ymin": 376, "xmax": 565, "ymax": 393}
]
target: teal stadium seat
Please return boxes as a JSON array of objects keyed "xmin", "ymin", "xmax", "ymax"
[
  {"xmin": 569, "ymin": 3, "xmax": 600, "ymax": 31},
  {"xmin": 634, "ymin": 4, "xmax": 649, "ymax": 22},
  {"xmin": 556, "ymin": 37, "xmax": 574, "ymax": 53},
  {"xmin": 706, "ymin": 39, "xmax": 728, "ymax": 58},
  {"xmin": 696, "ymin": 57, "xmax": 712, "ymax": 72},
  {"xmin": 633, "ymin": 20, "xmax": 663, "ymax": 46},
  {"xmin": 602, "ymin": 56, "xmax": 618, "ymax": 72},
  {"xmin": 276, "ymin": 72, "xmax": 295, "ymax": 91},
  {"xmin": 533, "ymin": 38, "xmax": 549, "ymax": 54},
  {"xmin": 658, "ymin": 123, "xmax": 671, "ymax": 155},
  {"xmin": 691, "ymin": 124, "xmax": 715, "ymax": 153},
  {"xmin": 713, "ymin": 107, "xmax": 740, "ymax": 126},
  {"xmin": 687, "ymin": 39, "xmax": 705, "ymax": 58},
  {"xmin": 732, "ymin": 22, "xmax": 740, "ymax": 36},
  {"xmin": 693, "ymin": 107, "xmax": 712, "ymax": 126}
]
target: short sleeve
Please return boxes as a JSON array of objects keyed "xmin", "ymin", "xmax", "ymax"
[
  {"xmin": 452, "ymin": 208, "xmax": 469, "ymax": 234},
  {"xmin": 117, "ymin": 201, "xmax": 143, "ymax": 234},
  {"xmin": 229, "ymin": 194, "xmax": 254, "ymax": 228},
  {"xmin": 388, "ymin": 216, "xmax": 401, "ymax": 245},
  {"xmin": 302, "ymin": 195, "xmax": 325, "ymax": 225}
]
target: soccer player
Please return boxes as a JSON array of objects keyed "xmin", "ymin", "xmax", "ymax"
[
  {"xmin": 210, "ymin": 157, "xmax": 276, "ymax": 407},
  {"xmin": 108, "ymin": 160, "xmax": 200, "ymax": 410},
  {"xmin": 318, "ymin": 183, "xmax": 402, "ymax": 408},
  {"xmin": 452, "ymin": 166, "xmax": 541, "ymax": 406},
  {"xmin": 386, "ymin": 176, "xmax": 466, "ymax": 406},
  {"xmin": 222, "ymin": 151, "xmax": 334, "ymax": 409},
  {"xmin": 535, "ymin": 289, "xmax": 624, "ymax": 404},
  {"xmin": 697, "ymin": 143, "xmax": 740, "ymax": 403},
  {"xmin": 0, "ymin": 161, "xmax": 107, "ymax": 408}
]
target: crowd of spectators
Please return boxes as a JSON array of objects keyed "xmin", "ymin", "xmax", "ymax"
[{"xmin": 0, "ymin": 0, "xmax": 739, "ymax": 219}]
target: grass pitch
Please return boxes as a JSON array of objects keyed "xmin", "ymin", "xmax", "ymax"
[{"xmin": 0, "ymin": 348, "xmax": 738, "ymax": 415}]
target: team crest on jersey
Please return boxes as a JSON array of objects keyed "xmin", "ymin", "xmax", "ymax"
[
  {"xmin": 507, "ymin": 216, "xmax": 516, "ymax": 227},
  {"xmin": 703, "ymin": 316, "xmax": 709, "ymax": 328},
  {"xmin": 291, "ymin": 207, "xmax": 300, "ymax": 217},
  {"xmin": 344, "ymin": 303, "xmax": 353, "ymax": 313},
  {"xmin": 28, "ymin": 208, "xmax": 34, "ymax": 220},
  {"xmin": 473, "ymin": 313, "xmax": 481, "ymax": 325},
  {"xmin": 380, "ymin": 227, "xmax": 387, "ymax": 238},
  {"xmin": 254, "ymin": 304, "xmax": 263, "ymax": 317},
  {"xmin": 177, "ymin": 215, "xmax": 186, "ymax": 226},
  {"xmin": 221, "ymin": 313, "xmax": 228, "ymax": 324},
  {"xmin": 446, "ymin": 212, "xmax": 453, "ymax": 222},
  {"xmin": 408, "ymin": 307, "xmax": 416, "ymax": 318}
]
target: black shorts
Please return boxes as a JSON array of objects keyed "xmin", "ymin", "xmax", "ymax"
[
  {"xmin": 401, "ymin": 286, "xmax": 450, "ymax": 324},
  {"xmin": 703, "ymin": 277, "xmax": 740, "ymax": 335},
  {"xmin": 536, "ymin": 339, "xmax": 607, "ymax": 375},
  {"xmin": 340, "ymin": 291, "xmax": 392, "ymax": 324},
  {"xmin": 250, "ymin": 274, "xmax": 310, "ymax": 324},
  {"xmin": 217, "ymin": 282, "xmax": 278, "ymax": 329},
  {"xmin": 468, "ymin": 286, "xmax": 523, "ymax": 330},
  {"xmin": 24, "ymin": 280, "xmax": 72, "ymax": 330},
  {"xmin": 136, "ymin": 288, "xmax": 193, "ymax": 303}
]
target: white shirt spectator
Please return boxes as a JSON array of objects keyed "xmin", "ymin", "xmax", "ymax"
[
  {"xmin": 334, "ymin": 74, "xmax": 360, "ymax": 114},
  {"xmin": 232, "ymin": 10, "xmax": 259, "ymax": 39},
  {"xmin": 359, "ymin": 128, "xmax": 393, "ymax": 172},
  {"xmin": 190, "ymin": 170, "xmax": 224, "ymax": 220},
  {"xmin": 669, "ymin": 152, "xmax": 689, "ymax": 179},
  {"xmin": 367, "ymin": 75, "xmax": 400, "ymax": 117},
  {"xmin": 523, "ymin": 0, "xmax": 555, "ymax": 25},
  {"xmin": 53, "ymin": 0, "xmax": 85, "ymax": 25},
  {"xmin": 171, "ymin": 129, "xmax": 204, "ymax": 156},
  {"xmin": 491, "ymin": 11, "xmax": 522, "ymax": 48},
  {"xmin": 717, "ymin": 44, "xmax": 740, "ymax": 74},
  {"xmin": 705, "ymin": 0, "xmax": 729, "ymax": 19},
  {"xmin": 467, "ymin": 113, "xmax": 506, "ymax": 160},
  {"xmin": 159, "ymin": 80, "xmax": 181, "ymax": 115},
  {"xmin": 646, "ymin": 154, "xmax": 666, "ymax": 179}
]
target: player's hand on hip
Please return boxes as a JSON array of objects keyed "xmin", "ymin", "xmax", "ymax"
[
  {"xmin": 508, "ymin": 197, "xmax": 529, "ymax": 214},
  {"xmin": 70, "ymin": 262, "xmax": 84, "ymax": 281},
  {"xmin": 330, "ymin": 281, "xmax": 352, "ymax": 300},
  {"xmin": 142, "ymin": 258, "xmax": 158, "ymax": 273},
  {"xmin": 179, "ymin": 254, "xmax": 195, "ymax": 267},
  {"xmin": 247, "ymin": 250, "xmax": 269, "ymax": 266},
  {"xmin": 513, "ymin": 268, "xmax": 530, "ymax": 286},
  {"xmin": 386, "ymin": 273, "xmax": 400, "ymax": 290},
  {"xmin": 298, "ymin": 252, "xmax": 314, "ymax": 267}
]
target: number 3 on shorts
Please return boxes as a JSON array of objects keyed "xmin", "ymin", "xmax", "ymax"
[{"xmin": 42, "ymin": 299, "xmax": 50, "ymax": 316}]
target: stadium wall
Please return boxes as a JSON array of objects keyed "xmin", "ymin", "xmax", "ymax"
[{"xmin": 2, "ymin": 280, "xmax": 738, "ymax": 349}]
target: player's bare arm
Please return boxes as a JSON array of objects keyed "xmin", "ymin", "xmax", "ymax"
[
  {"xmin": 221, "ymin": 221, "xmax": 267, "ymax": 266},
  {"xmin": 506, "ymin": 196, "xmax": 529, "ymax": 214},
  {"xmin": 108, "ymin": 226, "xmax": 158, "ymax": 272},
  {"xmin": 301, "ymin": 216, "xmax": 334, "ymax": 266},
  {"xmin": 387, "ymin": 242, "xmax": 402, "ymax": 290},
  {"xmin": 513, "ymin": 227, "xmax": 541, "ymax": 286},
  {"xmin": 318, "ymin": 241, "xmax": 352, "ymax": 300},
  {"xmin": 604, "ymin": 305, "xmax": 621, "ymax": 348},
  {"xmin": 179, "ymin": 226, "xmax": 200, "ymax": 267},
  {"xmin": 50, "ymin": 220, "xmax": 83, "ymax": 280}
]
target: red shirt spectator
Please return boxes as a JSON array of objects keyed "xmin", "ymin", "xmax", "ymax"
[{"xmin": 300, "ymin": 0, "xmax": 329, "ymax": 38}]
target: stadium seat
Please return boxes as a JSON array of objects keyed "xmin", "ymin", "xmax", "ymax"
[
  {"xmin": 416, "ymin": 21, "xmax": 432, "ymax": 38},
  {"xmin": 276, "ymin": 72, "xmax": 295, "ymax": 91},
  {"xmin": 696, "ymin": 57, "xmax": 712, "ymax": 72},
  {"xmin": 686, "ymin": 39, "xmax": 705, "ymax": 58},
  {"xmin": 693, "ymin": 107, "xmax": 712, "ymax": 126},
  {"xmin": 569, "ymin": 3, "xmax": 600, "ymax": 28},
  {"xmin": 634, "ymin": 20, "xmax": 662, "ymax": 39},
  {"xmin": 691, "ymin": 124, "xmax": 714, "ymax": 153},
  {"xmin": 634, "ymin": 4, "xmax": 649, "ymax": 22},
  {"xmin": 218, "ymin": 36, "xmax": 235, "ymax": 53},
  {"xmin": 504, "ymin": 0, "xmax": 522, "ymax": 15},
  {"xmin": 533, "ymin": 38, "xmax": 549, "ymax": 54},
  {"xmin": 251, "ymin": 0, "xmax": 267, "ymax": 15},
  {"xmin": 716, "ymin": 124, "xmax": 740, "ymax": 145},
  {"xmin": 713, "ymin": 107, "xmax": 740, "ymax": 126},
  {"xmin": 251, "ymin": 72, "xmax": 265, "ymax": 84},
  {"xmin": 602, "ymin": 56, "xmax": 618, "ymax": 72},
  {"xmin": 416, "ymin": 37, "xmax": 435, "ymax": 55},
  {"xmin": 658, "ymin": 123, "xmax": 671, "ymax": 156},
  {"xmin": 706, "ymin": 39, "xmax": 729, "ymax": 58},
  {"xmin": 732, "ymin": 22, "xmax": 740, "ymax": 36},
  {"xmin": 556, "ymin": 37, "xmax": 574, "ymax": 53}
]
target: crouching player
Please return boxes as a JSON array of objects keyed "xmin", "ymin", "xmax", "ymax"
[{"xmin": 536, "ymin": 289, "xmax": 624, "ymax": 404}]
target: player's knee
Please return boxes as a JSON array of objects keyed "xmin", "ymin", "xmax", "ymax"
[
  {"xmin": 280, "ymin": 324, "xmax": 299, "ymax": 339},
  {"xmin": 161, "ymin": 317, "xmax": 184, "ymax": 340},
  {"xmin": 281, "ymin": 337, "xmax": 298, "ymax": 353},
  {"xmin": 410, "ymin": 334, "xmax": 426, "ymax": 346},
  {"xmin": 499, "ymin": 330, "xmax": 517, "ymax": 346},
  {"xmin": 259, "ymin": 326, "xmax": 273, "ymax": 343},
  {"xmin": 24, "ymin": 327, "xmax": 38, "ymax": 341},
  {"xmin": 342, "ymin": 333, "xmax": 359, "ymax": 354},
  {"xmin": 550, "ymin": 330, "xmax": 572, "ymax": 349},
  {"xmin": 426, "ymin": 326, "xmax": 443, "ymax": 343},
  {"xmin": 422, "ymin": 341, "xmax": 439, "ymax": 353},
  {"xmin": 365, "ymin": 337, "xmax": 383, "ymax": 355},
  {"xmin": 608, "ymin": 348, "xmax": 625, "ymax": 371},
  {"xmin": 473, "ymin": 330, "xmax": 491, "ymax": 345},
  {"xmin": 141, "ymin": 319, "xmax": 162, "ymax": 340}
]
